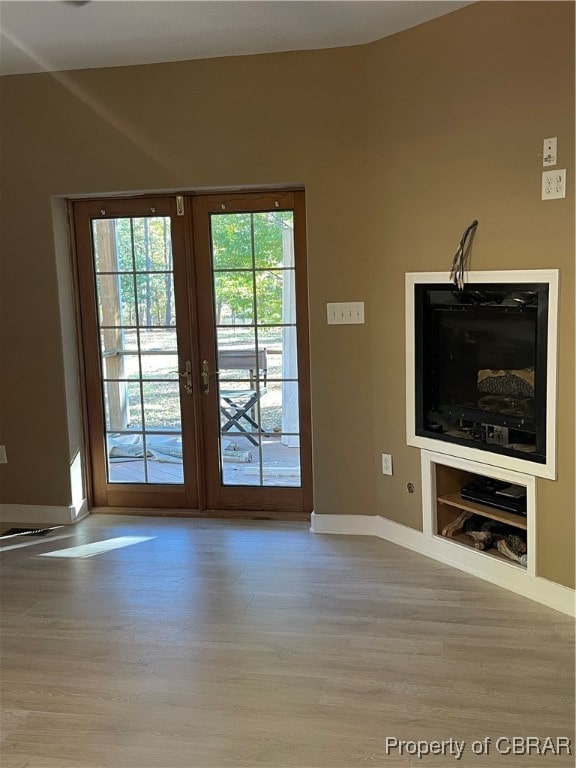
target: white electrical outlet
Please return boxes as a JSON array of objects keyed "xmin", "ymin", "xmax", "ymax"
[
  {"xmin": 542, "ymin": 169, "xmax": 566, "ymax": 200},
  {"xmin": 327, "ymin": 301, "xmax": 365, "ymax": 325},
  {"xmin": 0, "ymin": 445, "xmax": 7, "ymax": 464},
  {"xmin": 543, "ymin": 137, "xmax": 557, "ymax": 167},
  {"xmin": 381, "ymin": 453, "xmax": 393, "ymax": 476}
]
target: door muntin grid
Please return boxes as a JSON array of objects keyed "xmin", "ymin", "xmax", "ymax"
[
  {"xmin": 92, "ymin": 216, "xmax": 184, "ymax": 484},
  {"xmin": 210, "ymin": 211, "xmax": 301, "ymax": 487}
]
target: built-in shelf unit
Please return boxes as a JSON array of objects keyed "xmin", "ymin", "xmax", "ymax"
[
  {"xmin": 434, "ymin": 462, "xmax": 529, "ymax": 570},
  {"xmin": 422, "ymin": 449, "xmax": 535, "ymax": 578}
]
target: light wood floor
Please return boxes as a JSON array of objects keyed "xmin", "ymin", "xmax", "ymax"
[{"xmin": 1, "ymin": 516, "xmax": 574, "ymax": 768}]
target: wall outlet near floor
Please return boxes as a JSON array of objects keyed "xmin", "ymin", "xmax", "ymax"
[
  {"xmin": 0, "ymin": 445, "xmax": 7, "ymax": 464},
  {"xmin": 381, "ymin": 453, "xmax": 393, "ymax": 476},
  {"xmin": 542, "ymin": 169, "xmax": 566, "ymax": 199}
]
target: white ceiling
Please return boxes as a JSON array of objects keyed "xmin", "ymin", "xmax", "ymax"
[{"xmin": 0, "ymin": 0, "xmax": 474, "ymax": 76}]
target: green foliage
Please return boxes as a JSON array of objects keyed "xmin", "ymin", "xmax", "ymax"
[
  {"xmin": 95, "ymin": 211, "xmax": 293, "ymax": 330},
  {"xmin": 111, "ymin": 217, "xmax": 174, "ymax": 327},
  {"xmin": 211, "ymin": 212, "xmax": 293, "ymax": 325}
]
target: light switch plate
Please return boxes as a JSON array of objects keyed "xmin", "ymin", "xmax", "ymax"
[{"xmin": 327, "ymin": 302, "xmax": 365, "ymax": 325}]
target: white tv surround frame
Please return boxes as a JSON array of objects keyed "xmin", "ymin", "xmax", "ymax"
[{"xmin": 405, "ymin": 269, "xmax": 559, "ymax": 480}]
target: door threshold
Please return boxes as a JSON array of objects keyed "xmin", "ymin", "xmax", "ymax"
[{"xmin": 91, "ymin": 506, "xmax": 309, "ymax": 521}]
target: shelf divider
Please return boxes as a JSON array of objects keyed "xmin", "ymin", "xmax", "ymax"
[{"xmin": 437, "ymin": 491, "xmax": 527, "ymax": 530}]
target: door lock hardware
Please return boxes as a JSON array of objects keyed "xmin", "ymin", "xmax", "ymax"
[
  {"xmin": 201, "ymin": 360, "xmax": 220, "ymax": 395},
  {"xmin": 178, "ymin": 360, "xmax": 193, "ymax": 394},
  {"xmin": 201, "ymin": 360, "xmax": 216, "ymax": 395},
  {"xmin": 201, "ymin": 360, "xmax": 209, "ymax": 395}
]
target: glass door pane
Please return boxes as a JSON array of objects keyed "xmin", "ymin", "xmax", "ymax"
[
  {"xmin": 210, "ymin": 210, "xmax": 301, "ymax": 487},
  {"xmin": 92, "ymin": 216, "xmax": 184, "ymax": 484}
]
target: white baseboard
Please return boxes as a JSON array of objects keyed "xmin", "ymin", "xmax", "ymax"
[
  {"xmin": 310, "ymin": 513, "xmax": 575, "ymax": 617},
  {"xmin": 0, "ymin": 499, "xmax": 89, "ymax": 526},
  {"xmin": 310, "ymin": 512, "xmax": 377, "ymax": 535}
]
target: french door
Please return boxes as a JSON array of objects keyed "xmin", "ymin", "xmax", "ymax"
[{"xmin": 71, "ymin": 191, "xmax": 312, "ymax": 514}]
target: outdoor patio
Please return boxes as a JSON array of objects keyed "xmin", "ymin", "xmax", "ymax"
[{"xmin": 107, "ymin": 433, "xmax": 301, "ymax": 487}]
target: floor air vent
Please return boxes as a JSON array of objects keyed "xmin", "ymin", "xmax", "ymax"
[{"xmin": 0, "ymin": 527, "xmax": 53, "ymax": 539}]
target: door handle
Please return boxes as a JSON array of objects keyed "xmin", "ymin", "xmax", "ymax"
[
  {"xmin": 201, "ymin": 359, "xmax": 221, "ymax": 395},
  {"xmin": 178, "ymin": 360, "xmax": 193, "ymax": 394},
  {"xmin": 201, "ymin": 360, "xmax": 213, "ymax": 395}
]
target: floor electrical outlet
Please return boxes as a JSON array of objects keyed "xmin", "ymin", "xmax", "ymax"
[{"xmin": 382, "ymin": 453, "xmax": 393, "ymax": 476}]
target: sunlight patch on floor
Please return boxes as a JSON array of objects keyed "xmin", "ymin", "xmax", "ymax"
[{"xmin": 38, "ymin": 536, "xmax": 154, "ymax": 558}]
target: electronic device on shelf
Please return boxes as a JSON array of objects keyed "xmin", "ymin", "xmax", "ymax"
[{"xmin": 460, "ymin": 477, "xmax": 527, "ymax": 516}]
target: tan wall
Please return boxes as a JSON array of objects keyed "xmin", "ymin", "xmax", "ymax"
[
  {"xmin": 0, "ymin": 2, "xmax": 573, "ymax": 587},
  {"xmin": 362, "ymin": 1, "xmax": 575, "ymax": 588}
]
